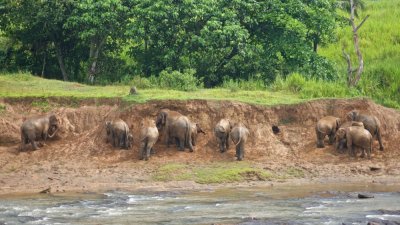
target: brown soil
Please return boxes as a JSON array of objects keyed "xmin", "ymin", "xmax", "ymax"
[{"xmin": 0, "ymin": 98, "xmax": 399, "ymax": 194}]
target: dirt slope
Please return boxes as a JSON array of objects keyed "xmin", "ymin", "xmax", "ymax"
[{"xmin": 0, "ymin": 98, "xmax": 399, "ymax": 194}]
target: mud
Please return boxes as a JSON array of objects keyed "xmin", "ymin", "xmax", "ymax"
[{"xmin": 0, "ymin": 98, "xmax": 399, "ymax": 194}]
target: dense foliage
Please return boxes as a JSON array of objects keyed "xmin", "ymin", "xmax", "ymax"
[{"xmin": 0, "ymin": 0, "xmax": 338, "ymax": 86}]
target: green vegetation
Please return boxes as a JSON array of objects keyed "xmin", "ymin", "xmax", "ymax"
[
  {"xmin": 0, "ymin": 104, "xmax": 6, "ymax": 113},
  {"xmin": 31, "ymin": 100, "xmax": 51, "ymax": 112},
  {"xmin": 1, "ymin": 0, "xmax": 337, "ymax": 85},
  {"xmin": 0, "ymin": 73, "xmax": 303, "ymax": 106},
  {"xmin": 153, "ymin": 162, "xmax": 274, "ymax": 184}
]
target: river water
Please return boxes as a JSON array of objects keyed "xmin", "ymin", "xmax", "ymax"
[{"xmin": 0, "ymin": 183, "xmax": 399, "ymax": 225}]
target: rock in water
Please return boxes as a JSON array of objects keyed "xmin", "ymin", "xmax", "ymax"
[{"xmin": 358, "ymin": 193, "xmax": 374, "ymax": 199}]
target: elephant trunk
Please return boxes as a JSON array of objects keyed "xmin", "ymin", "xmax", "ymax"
[{"xmin": 47, "ymin": 126, "xmax": 59, "ymax": 138}]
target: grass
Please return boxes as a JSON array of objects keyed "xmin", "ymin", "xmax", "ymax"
[
  {"xmin": 319, "ymin": 0, "xmax": 400, "ymax": 108},
  {"xmin": 0, "ymin": 72, "xmax": 304, "ymax": 106},
  {"xmin": 152, "ymin": 162, "xmax": 274, "ymax": 184}
]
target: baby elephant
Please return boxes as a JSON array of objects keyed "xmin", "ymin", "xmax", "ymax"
[
  {"xmin": 336, "ymin": 126, "xmax": 373, "ymax": 159},
  {"xmin": 20, "ymin": 114, "xmax": 59, "ymax": 151},
  {"xmin": 336, "ymin": 121, "xmax": 364, "ymax": 152},
  {"xmin": 190, "ymin": 122, "xmax": 206, "ymax": 146},
  {"xmin": 105, "ymin": 119, "xmax": 132, "ymax": 149},
  {"xmin": 214, "ymin": 119, "xmax": 232, "ymax": 153},
  {"xmin": 139, "ymin": 119, "xmax": 159, "ymax": 161},
  {"xmin": 315, "ymin": 116, "xmax": 341, "ymax": 148},
  {"xmin": 230, "ymin": 123, "xmax": 250, "ymax": 161}
]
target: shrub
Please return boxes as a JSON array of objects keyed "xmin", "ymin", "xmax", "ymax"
[
  {"xmin": 158, "ymin": 68, "xmax": 201, "ymax": 91},
  {"xmin": 222, "ymin": 77, "xmax": 266, "ymax": 91}
]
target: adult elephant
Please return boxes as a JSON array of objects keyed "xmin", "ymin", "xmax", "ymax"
[
  {"xmin": 336, "ymin": 121, "xmax": 364, "ymax": 152},
  {"xmin": 214, "ymin": 119, "xmax": 232, "ymax": 153},
  {"xmin": 347, "ymin": 110, "xmax": 384, "ymax": 151},
  {"xmin": 315, "ymin": 116, "xmax": 341, "ymax": 148},
  {"xmin": 190, "ymin": 122, "xmax": 205, "ymax": 146},
  {"xmin": 139, "ymin": 119, "xmax": 159, "ymax": 161},
  {"xmin": 336, "ymin": 126, "xmax": 373, "ymax": 159},
  {"xmin": 230, "ymin": 123, "xmax": 250, "ymax": 161},
  {"xmin": 20, "ymin": 114, "xmax": 59, "ymax": 151},
  {"xmin": 105, "ymin": 119, "xmax": 132, "ymax": 149},
  {"xmin": 156, "ymin": 109, "xmax": 182, "ymax": 145}
]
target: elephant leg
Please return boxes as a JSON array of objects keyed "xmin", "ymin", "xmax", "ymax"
[
  {"xmin": 226, "ymin": 134, "xmax": 230, "ymax": 150},
  {"xmin": 328, "ymin": 133, "xmax": 335, "ymax": 145},
  {"xmin": 139, "ymin": 142, "xmax": 146, "ymax": 160},
  {"xmin": 27, "ymin": 133, "xmax": 39, "ymax": 150},
  {"xmin": 376, "ymin": 129, "xmax": 384, "ymax": 151},
  {"xmin": 237, "ymin": 143, "xmax": 244, "ymax": 161},
  {"xmin": 150, "ymin": 147, "xmax": 155, "ymax": 155},
  {"xmin": 145, "ymin": 145, "xmax": 152, "ymax": 161},
  {"xmin": 178, "ymin": 138, "xmax": 185, "ymax": 151},
  {"xmin": 219, "ymin": 138, "xmax": 225, "ymax": 153},
  {"xmin": 360, "ymin": 147, "xmax": 366, "ymax": 158},
  {"xmin": 235, "ymin": 145, "xmax": 240, "ymax": 158},
  {"xmin": 316, "ymin": 132, "xmax": 325, "ymax": 148},
  {"xmin": 187, "ymin": 139, "xmax": 194, "ymax": 152}
]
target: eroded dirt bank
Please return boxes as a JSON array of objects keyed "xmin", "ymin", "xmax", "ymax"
[{"xmin": 0, "ymin": 98, "xmax": 399, "ymax": 194}]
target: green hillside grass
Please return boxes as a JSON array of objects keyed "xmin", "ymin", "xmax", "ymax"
[
  {"xmin": 319, "ymin": 0, "xmax": 400, "ymax": 108},
  {"xmin": 0, "ymin": 73, "xmax": 304, "ymax": 106}
]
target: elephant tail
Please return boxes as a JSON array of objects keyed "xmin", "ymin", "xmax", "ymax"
[{"xmin": 124, "ymin": 123, "xmax": 129, "ymax": 148}]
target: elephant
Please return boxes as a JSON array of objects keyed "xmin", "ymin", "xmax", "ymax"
[
  {"xmin": 20, "ymin": 114, "xmax": 59, "ymax": 151},
  {"xmin": 156, "ymin": 109, "xmax": 183, "ymax": 145},
  {"xmin": 105, "ymin": 119, "xmax": 132, "ymax": 149},
  {"xmin": 336, "ymin": 121, "xmax": 364, "ymax": 152},
  {"xmin": 336, "ymin": 126, "xmax": 373, "ymax": 159},
  {"xmin": 315, "ymin": 116, "xmax": 341, "ymax": 148},
  {"xmin": 214, "ymin": 119, "xmax": 233, "ymax": 153},
  {"xmin": 347, "ymin": 110, "xmax": 384, "ymax": 151},
  {"xmin": 190, "ymin": 122, "xmax": 205, "ymax": 146},
  {"xmin": 156, "ymin": 109, "xmax": 193, "ymax": 151},
  {"xmin": 139, "ymin": 119, "xmax": 159, "ymax": 161},
  {"xmin": 230, "ymin": 123, "xmax": 250, "ymax": 161}
]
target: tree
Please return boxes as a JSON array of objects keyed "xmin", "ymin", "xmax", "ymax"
[
  {"xmin": 338, "ymin": 0, "xmax": 368, "ymax": 87},
  {"xmin": 66, "ymin": 0, "xmax": 132, "ymax": 84},
  {"xmin": 129, "ymin": 0, "xmax": 338, "ymax": 87}
]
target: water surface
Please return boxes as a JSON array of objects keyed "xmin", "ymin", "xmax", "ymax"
[{"xmin": 0, "ymin": 184, "xmax": 399, "ymax": 224}]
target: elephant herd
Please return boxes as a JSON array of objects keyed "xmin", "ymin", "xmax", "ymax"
[
  {"xmin": 18, "ymin": 108, "xmax": 384, "ymax": 161},
  {"xmin": 18, "ymin": 109, "xmax": 250, "ymax": 161},
  {"xmin": 315, "ymin": 110, "xmax": 384, "ymax": 159}
]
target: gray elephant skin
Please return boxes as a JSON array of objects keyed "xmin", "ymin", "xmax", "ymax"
[
  {"xmin": 190, "ymin": 122, "xmax": 205, "ymax": 146},
  {"xmin": 214, "ymin": 119, "xmax": 232, "ymax": 153},
  {"xmin": 347, "ymin": 110, "xmax": 384, "ymax": 151},
  {"xmin": 230, "ymin": 123, "xmax": 250, "ymax": 161},
  {"xmin": 105, "ymin": 119, "xmax": 132, "ymax": 149},
  {"xmin": 139, "ymin": 119, "xmax": 159, "ymax": 161},
  {"xmin": 156, "ymin": 109, "xmax": 193, "ymax": 151},
  {"xmin": 336, "ymin": 121, "xmax": 364, "ymax": 152},
  {"xmin": 336, "ymin": 126, "xmax": 373, "ymax": 159},
  {"xmin": 315, "ymin": 116, "xmax": 341, "ymax": 148},
  {"xmin": 20, "ymin": 114, "xmax": 59, "ymax": 151}
]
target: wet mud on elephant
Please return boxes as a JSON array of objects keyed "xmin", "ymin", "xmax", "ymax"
[
  {"xmin": 315, "ymin": 116, "xmax": 341, "ymax": 148},
  {"xmin": 336, "ymin": 126, "xmax": 373, "ymax": 159},
  {"xmin": 139, "ymin": 119, "xmax": 159, "ymax": 161},
  {"xmin": 214, "ymin": 119, "xmax": 232, "ymax": 153}
]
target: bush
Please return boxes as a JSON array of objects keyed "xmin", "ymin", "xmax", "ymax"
[
  {"xmin": 221, "ymin": 77, "xmax": 266, "ymax": 92},
  {"xmin": 158, "ymin": 68, "xmax": 201, "ymax": 91},
  {"xmin": 271, "ymin": 72, "xmax": 354, "ymax": 98}
]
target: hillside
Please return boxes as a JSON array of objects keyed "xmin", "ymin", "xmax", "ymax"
[
  {"xmin": 320, "ymin": 0, "xmax": 400, "ymax": 107},
  {"xmin": 0, "ymin": 97, "xmax": 399, "ymax": 194}
]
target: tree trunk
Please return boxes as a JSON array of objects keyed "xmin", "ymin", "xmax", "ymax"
[
  {"xmin": 344, "ymin": 0, "xmax": 369, "ymax": 87},
  {"xmin": 88, "ymin": 37, "xmax": 106, "ymax": 84},
  {"xmin": 41, "ymin": 52, "xmax": 46, "ymax": 77},
  {"xmin": 55, "ymin": 44, "xmax": 68, "ymax": 81}
]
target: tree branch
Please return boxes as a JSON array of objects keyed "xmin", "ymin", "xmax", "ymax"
[{"xmin": 354, "ymin": 15, "xmax": 370, "ymax": 32}]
